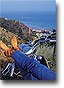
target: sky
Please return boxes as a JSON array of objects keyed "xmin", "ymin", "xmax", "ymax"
[{"xmin": 0, "ymin": 0, "xmax": 56, "ymax": 13}]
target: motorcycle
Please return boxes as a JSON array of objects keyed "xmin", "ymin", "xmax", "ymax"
[{"xmin": 0, "ymin": 33, "xmax": 56, "ymax": 80}]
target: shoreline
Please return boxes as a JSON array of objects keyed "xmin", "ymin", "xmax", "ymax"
[
  {"xmin": 0, "ymin": 17, "xmax": 56, "ymax": 32},
  {"xmin": 19, "ymin": 21, "xmax": 56, "ymax": 31}
]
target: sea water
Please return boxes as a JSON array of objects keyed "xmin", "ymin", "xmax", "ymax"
[{"xmin": 0, "ymin": 11, "xmax": 56, "ymax": 30}]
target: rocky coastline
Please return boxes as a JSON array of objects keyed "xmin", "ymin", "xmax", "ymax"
[{"xmin": 0, "ymin": 18, "xmax": 56, "ymax": 73}]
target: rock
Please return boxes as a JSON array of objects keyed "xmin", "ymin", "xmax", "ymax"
[{"xmin": 0, "ymin": 18, "xmax": 33, "ymax": 40}]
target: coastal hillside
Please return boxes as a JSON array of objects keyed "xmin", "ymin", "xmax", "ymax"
[
  {"xmin": 0, "ymin": 27, "xmax": 25, "ymax": 45},
  {"xmin": 0, "ymin": 18, "xmax": 56, "ymax": 72},
  {"xmin": 0, "ymin": 18, "xmax": 32, "ymax": 41}
]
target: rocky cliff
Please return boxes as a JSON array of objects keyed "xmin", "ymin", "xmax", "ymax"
[{"xmin": 0, "ymin": 18, "xmax": 32, "ymax": 41}]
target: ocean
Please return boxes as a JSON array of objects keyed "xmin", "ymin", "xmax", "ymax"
[{"xmin": 0, "ymin": 11, "xmax": 56, "ymax": 30}]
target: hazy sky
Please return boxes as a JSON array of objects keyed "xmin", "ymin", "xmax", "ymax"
[{"xmin": 0, "ymin": 0, "xmax": 56, "ymax": 13}]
